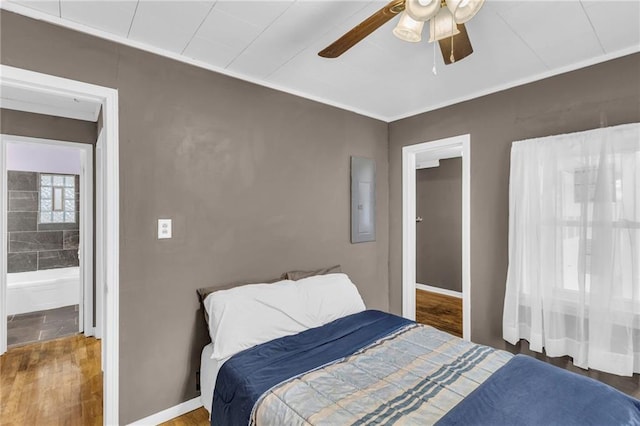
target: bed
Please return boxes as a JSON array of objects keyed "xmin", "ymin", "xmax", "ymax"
[{"xmin": 199, "ymin": 273, "xmax": 640, "ymax": 426}]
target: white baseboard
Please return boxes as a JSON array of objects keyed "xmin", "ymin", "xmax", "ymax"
[
  {"xmin": 416, "ymin": 283, "xmax": 463, "ymax": 299},
  {"xmin": 127, "ymin": 397, "xmax": 203, "ymax": 425}
]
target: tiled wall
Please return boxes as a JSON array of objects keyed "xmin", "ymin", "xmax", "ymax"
[{"xmin": 7, "ymin": 171, "xmax": 80, "ymax": 273}]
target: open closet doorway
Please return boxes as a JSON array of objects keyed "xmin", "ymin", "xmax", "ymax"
[{"xmin": 402, "ymin": 135, "xmax": 471, "ymax": 340}]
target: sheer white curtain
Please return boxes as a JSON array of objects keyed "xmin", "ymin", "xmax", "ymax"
[{"xmin": 503, "ymin": 123, "xmax": 640, "ymax": 376}]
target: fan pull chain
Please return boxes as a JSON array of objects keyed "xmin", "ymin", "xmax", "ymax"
[
  {"xmin": 450, "ymin": 12, "xmax": 456, "ymax": 63},
  {"xmin": 432, "ymin": 42, "xmax": 437, "ymax": 75},
  {"xmin": 450, "ymin": 35, "xmax": 455, "ymax": 63}
]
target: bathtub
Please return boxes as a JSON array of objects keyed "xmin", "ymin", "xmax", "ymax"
[{"xmin": 7, "ymin": 267, "xmax": 80, "ymax": 315}]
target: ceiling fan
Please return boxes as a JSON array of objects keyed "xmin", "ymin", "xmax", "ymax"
[{"xmin": 318, "ymin": 0, "xmax": 484, "ymax": 65}]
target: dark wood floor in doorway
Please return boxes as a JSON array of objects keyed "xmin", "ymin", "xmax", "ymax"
[{"xmin": 416, "ymin": 289, "xmax": 463, "ymax": 338}]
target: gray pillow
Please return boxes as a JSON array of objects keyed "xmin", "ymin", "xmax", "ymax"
[
  {"xmin": 198, "ymin": 282, "xmax": 244, "ymax": 304},
  {"xmin": 281, "ymin": 265, "xmax": 342, "ymax": 281}
]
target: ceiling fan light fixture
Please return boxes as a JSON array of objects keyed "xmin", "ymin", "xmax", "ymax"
[
  {"xmin": 392, "ymin": 12, "xmax": 424, "ymax": 43},
  {"xmin": 428, "ymin": 6, "xmax": 460, "ymax": 42},
  {"xmin": 405, "ymin": 0, "xmax": 440, "ymax": 22},
  {"xmin": 446, "ymin": 0, "xmax": 485, "ymax": 24}
]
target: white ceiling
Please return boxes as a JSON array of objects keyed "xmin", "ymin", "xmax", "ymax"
[{"xmin": 3, "ymin": 0, "xmax": 639, "ymax": 122}]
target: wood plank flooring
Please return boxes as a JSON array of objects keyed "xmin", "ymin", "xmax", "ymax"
[
  {"xmin": 0, "ymin": 334, "xmax": 211, "ymax": 426},
  {"xmin": 160, "ymin": 407, "xmax": 209, "ymax": 426},
  {"xmin": 1, "ymin": 334, "xmax": 102, "ymax": 425},
  {"xmin": 416, "ymin": 289, "xmax": 463, "ymax": 338}
]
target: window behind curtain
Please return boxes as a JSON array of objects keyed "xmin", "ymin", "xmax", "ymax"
[{"xmin": 503, "ymin": 123, "xmax": 640, "ymax": 376}]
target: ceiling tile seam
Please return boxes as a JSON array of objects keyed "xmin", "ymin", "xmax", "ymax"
[
  {"xmin": 224, "ymin": 0, "xmax": 297, "ymax": 69},
  {"xmin": 126, "ymin": 0, "xmax": 140, "ymax": 38},
  {"xmin": 494, "ymin": 10, "xmax": 550, "ymax": 70},
  {"xmin": 180, "ymin": 1, "xmax": 218, "ymax": 55},
  {"xmin": 264, "ymin": 0, "xmax": 377, "ymax": 80},
  {"xmin": 578, "ymin": 0, "xmax": 606, "ymax": 54}
]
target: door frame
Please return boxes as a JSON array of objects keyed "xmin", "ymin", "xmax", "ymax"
[
  {"xmin": 1, "ymin": 135, "xmax": 94, "ymax": 336},
  {"xmin": 0, "ymin": 65, "xmax": 120, "ymax": 425},
  {"xmin": 95, "ymin": 128, "xmax": 105, "ymax": 342},
  {"xmin": 402, "ymin": 134, "xmax": 471, "ymax": 340}
]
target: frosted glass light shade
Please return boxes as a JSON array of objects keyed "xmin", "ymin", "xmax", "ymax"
[
  {"xmin": 405, "ymin": 0, "xmax": 440, "ymax": 22},
  {"xmin": 446, "ymin": 0, "xmax": 485, "ymax": 24},
  {"xmin": 393, "ymin": 12, "xmax": 424, "ymax": 42},
  {"xmin": 428, "ymin": 6, "xmax": 460, "ymax": 42}
]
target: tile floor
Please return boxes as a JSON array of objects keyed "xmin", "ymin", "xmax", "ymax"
[{"xmin": 7, "ymin": 305, "xmax": 79, "ymax": 348}]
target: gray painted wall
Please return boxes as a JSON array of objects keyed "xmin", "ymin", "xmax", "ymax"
[
  {"xmin": 416, "ymin": 158, "xmax": 462, "ymax": 292},
  {"xmin": 0, "ymin": 10, "xmax": 389, "ymax": 423},
  {"xmin": 389, "ymin": 52, "xmax": 640, "ymax": 396},
  {"xmin": 1, "ymin": 109, "xmax": 97, "ymax": 144}
]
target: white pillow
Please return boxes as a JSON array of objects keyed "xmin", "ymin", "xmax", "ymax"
[
  {"xmin": 294, "ymin": 273, "xmax": 366, "ymax": 326},
  {"xmin": 204, "ymin": 273, "xmax": 365, "ymax": 362}
]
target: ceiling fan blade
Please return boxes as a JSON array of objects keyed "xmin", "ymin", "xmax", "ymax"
[
  {"xmin": 318, "ymin": 0, "xmax": 406, "ymax": 58},
  {"xmin": 438, "ymin": 23, "xmax": 473, "ymax": 65}
]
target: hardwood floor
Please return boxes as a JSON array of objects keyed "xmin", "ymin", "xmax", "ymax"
[
  {"xmin": 416, "ymin": 289, "xmax": 463, "ymax": 338},
  {"xmin": 160, "ymin": 407, "xmax": 209, "ymax": 426},
  {"xmin": 0, "ymin": 333, "xmax": 211, "ymax": 425},
  {"xmin": 1, "ymin": 334, "xmax": 102, "ymax": 425}
]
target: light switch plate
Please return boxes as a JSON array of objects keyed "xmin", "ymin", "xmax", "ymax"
[{"xmin": 158, "ymin": 219, "xmax": 172, "ymax": 239}]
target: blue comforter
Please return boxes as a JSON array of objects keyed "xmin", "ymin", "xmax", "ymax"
[
  {"xmin": 210, "ymin": 310, "xmax": 411, "ymax": 426},
  {"xmin": 210, "ymin": 310, "xmax": 640, "ymax": 426},
  {"xmin": 436, "ymin": 354, "xmax": 640, "ymax": 426}
]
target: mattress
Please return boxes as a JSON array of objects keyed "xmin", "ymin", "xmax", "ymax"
[{"xmin": 199, "ymin": 343, "xmax": 220, "ymax": 414}]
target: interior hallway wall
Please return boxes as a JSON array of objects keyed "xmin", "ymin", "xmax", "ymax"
[
  {"xmin": 416, "ymin": 157, "xmax": 462, "ymax": 292},
  {"xmin": 1, "ymin": 109, "xmax": 97, "ymax": 144}
]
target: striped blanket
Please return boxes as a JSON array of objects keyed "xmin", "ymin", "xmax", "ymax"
[{"xmin": 250, "ymin": 323, "xmax": 513, "ymax": 425}]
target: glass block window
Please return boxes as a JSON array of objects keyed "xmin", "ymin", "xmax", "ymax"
[{"xmin": 40, "ymin": 174, "xmax": 76, "ymax": 223}]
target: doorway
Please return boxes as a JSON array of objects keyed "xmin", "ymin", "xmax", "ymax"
[
  {"xmin": 0, "ymin": 65, "xmax": 120, "ymax": 424},
  {"xmin": 415, "ymin": 156, "xmax": 463, "ymax": 337},
  {"xmin": 3, "ymin": 136, "xmax": 93, "ymax": 347},
  {"xmin": 402, "ymin": 134, "xmax": 470, "ymax": 340}
]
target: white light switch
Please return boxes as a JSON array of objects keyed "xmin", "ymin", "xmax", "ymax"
[{"xmin": 158, "ymin": 219, "xmax": 172, "ymax": 239}]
